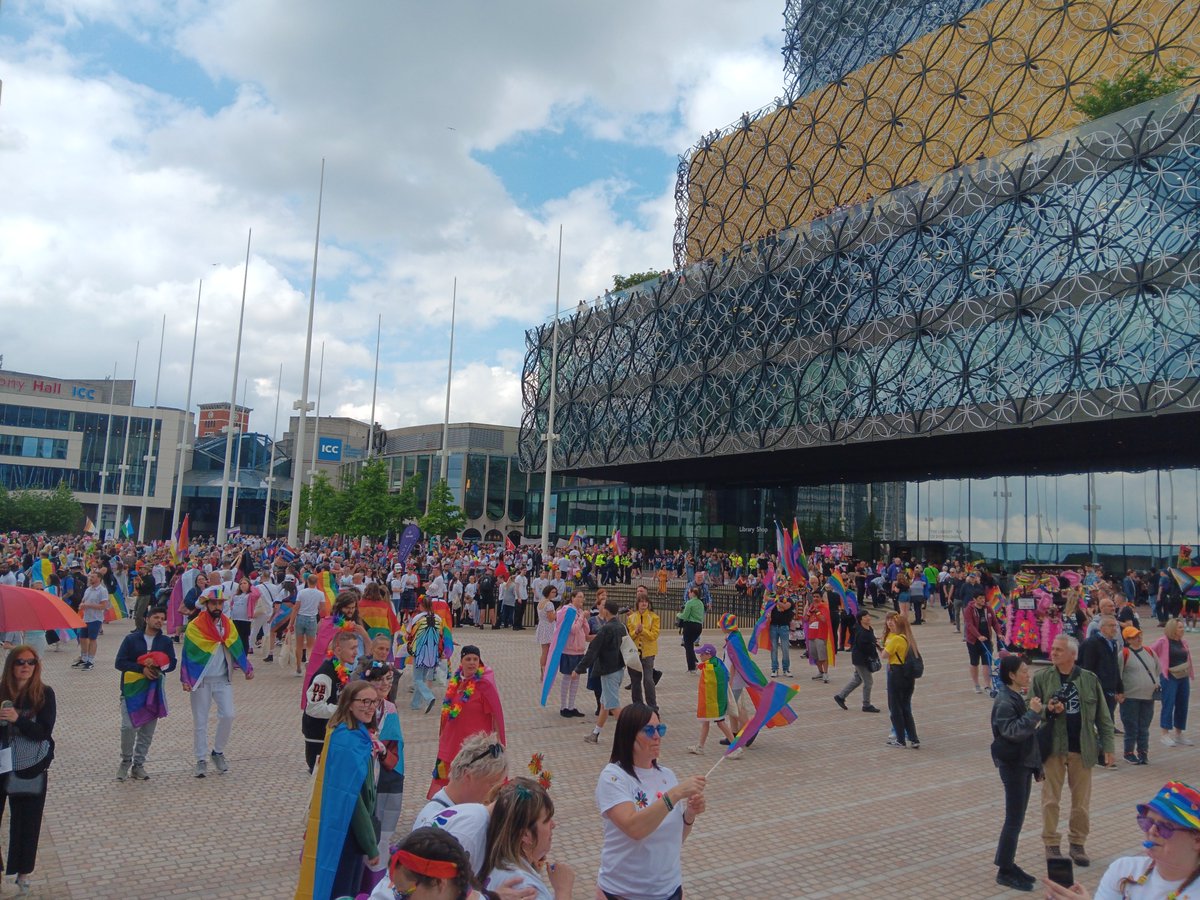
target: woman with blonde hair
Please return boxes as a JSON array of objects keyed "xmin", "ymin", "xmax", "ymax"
[
  {"xmin": 482, "ymin": 777, "xmax": 574, "ymax": 899},
  {"xmin": 1150, "ymin": 618, "xmax": 1194, "ymax": 747},
  {"xmin": 883, "ymin": 612, "xmax": 921, "ymax": 749}
]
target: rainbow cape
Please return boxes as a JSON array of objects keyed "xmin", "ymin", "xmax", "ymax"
[
  {"xmin": 747, "ymin": 600, "xmax": 775, "ymax": 654},
  {"xmin": 31, "ymin": 558, "xmax": 54, "ymax": 586},
  {"xmin": 729, "ymin": 680, "xmax": 799, "ymax": 753},
  {"xmin": 540, "ymin": 605, "xmax": 578, "ymax": 706},
  {"xmin": 359, "ymin": 596, "xmax": 399, "ymax": 639},
  {"xmin": 181, "ymin": 613, "xmax": 250, "ymax": 688},
  {"xmin": 295, "ymin": 723, "xmax": 373, "ymax": 900},
  {"xmin": 108, "ymin": 578, "xmax": 128, "ymax": 621},
  {"xmin": 167, "ymin": 576, "xmax": 186, "ymax": 633},
  {"xmin": 697, "ymin": 657, "xmax": 730, "ymax": 719},
  {"xmin": 316, "ymin": 570, "xmax": 337, "ymax": 606},
  {"xmin": 123, "ymin": 670, "xmax": 168, "ymax": 727},
  {"xmin": 828, "ymin": 571, "xmax": 858, "ymax": 615},
  {"xmin": 271, "ymin": 598, "xmax": 295, "ymax": 630}
]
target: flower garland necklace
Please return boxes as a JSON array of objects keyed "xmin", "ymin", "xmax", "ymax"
[
  {"xmin": 331, "ymin": 657, "xmax": 351, "ymax": 687},
  {"xmin": 441, "ymin": 665, "xmax": 489, "ymax": 720}
]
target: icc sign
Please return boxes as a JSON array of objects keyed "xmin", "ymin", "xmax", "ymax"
[{"xmin": 317, "ymin": 438, "xmax": 343, "ymax": 462}]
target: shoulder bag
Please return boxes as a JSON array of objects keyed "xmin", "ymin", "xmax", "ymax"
[
  {"xmin": 620, "ymin": 634, "xmax": 643, "ymax": 673},
  {"xmin": 1127, "ymin": 648, "xmax": 1162, "ymax": 701},
  {"xmin": 5, "ymin": 730, "xmax": 51, "ymax": 796}
]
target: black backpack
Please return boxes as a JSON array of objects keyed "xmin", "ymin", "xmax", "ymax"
[{"xmin": 902, "ymin": 637, "xmax": 924, "ymax": 679}]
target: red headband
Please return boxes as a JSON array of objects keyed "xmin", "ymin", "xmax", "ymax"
[{"xmin": 391, "ymin": 849, "xmax": 458, "ymax": 880}]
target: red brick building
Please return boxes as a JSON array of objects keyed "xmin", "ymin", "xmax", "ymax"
[{"xmin": 196, "ymin": 402, "xmax": 251, "ymax": 438}]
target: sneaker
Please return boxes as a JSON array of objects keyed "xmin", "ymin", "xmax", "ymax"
[
  {"xmin": 910, "ymin": 741, "xmax": 920, "ymax": 750},
  {"xmin": 782, "ymin": 671, "xmax": 792, "ymax": 677},
  {"xmin": 264, "ymin": 655, "xmax": 273, "ymax": 663},
  {"xmin": 834, "ymin": 695, "xmax": 848, "ymax": 710},
  {"xmin": 718, "ymin": 738, "xmax": 731, "ymax": 746},
  {"xmin": 1069, "ymin": 845, "xmax": 1090, "ymax": 867},
  {"xmin": 687, "ymin": 744, "xmax": 704, "ymax": 755},
  {"xmin": 116, "ymin": 762, "xmax": 131, "ymax": 782},
  {"xmin": 569, "ymin": 709, "xmax": 585, "ymax": 717},
  {"xmin": 1138, "ymin": 754, "xmax": 1149, "ymax": 765},
  {"xmin": 1162, "ymin": 734, "xmax": 1178, "ymax": 748},
  {"xmin": 862, "ymin": 705, "xmax": 882, "ymax": 713},
  {"xmin": 822, "ymin": 674, "xmax": 829, "ymax": 683},
  {"xmin": 210, "ymin": 751, "xmax": 229, "ymax": 774},
  {"xmin": 1176, "ymin": 734, "xmax": 1195, "ymax": 746},
  {"xmin": 293, "ymin": 669, "xmax": 303, "ymax": 677},
  {"xmin": 974, "ymin": 685, "xmax": 983, "ymax": 694},
  {"xmin": 1124, "ymin": 751, "xmax": 1140, "ymax": 765},
  {"xmin": 131, "ymin": 764, "xmax": 149, "ymax": 781},
  {"xmin": 886, "ymin": 737, "xmax": 905, "ymax": 748},
  {"xmin": 770, "ymin": 671, "xmax": 778, "ymax": 678},
  {"xmin": 71, "ymin": 658, "xmax": 85, "ymax": 668},
  {"xmin": 1011, "ymin": 866, "xmax": 1038, "ymax": 886},
  {"xmin": 425, "ymin": 698, "xmax": 437, "ymax": 714},
  {"xmin": 727, "ymin": 747, "xmax": 744, "ymax": 760},
  {"xmin": 996, "ymin": 869, "xmax": 1035, "ymax": 892},
  {"xmin": 194, "ymin": 760, "xmax": 207, "ymax": 778},
  {"xmin": 811, "ymin": 674, "xmax": 824, "ymax": 680},
  {"xmin": 82, "ymin": 661, "xmax": 94, "ymax": 670},
  {"xmin": 583, "ymin": 732, "xmax": 600, "ymax": 744}
]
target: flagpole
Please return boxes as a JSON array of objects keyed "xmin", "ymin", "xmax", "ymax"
[
  {"xmin": 263, "ymin": 363, "xmax": 283, "ymax": 538},
  {"xmin": 170, "ymin": 280, "xmax": 202, "ymax": 545},
  {"xmin": 439, "ymin": 278, "xmax": 457, "ymax": 481},
  {"xmin": 137, "ymin": 315, "xmax": 165, "ymax": 542},
  {"xmin": 113, "ymin": 339, "xmax": 140, "ymax": 539},
  {"xmin": 368, "ymin": 312, "xmax": 381, "ymax": 459},
  {"xmin": 304, "ymin": 341, "xmax": 325, "ymax": 546},
  {"xmin": 217, "ymin": 228, "xmax": 252, "ymax": 545},
  {"xmin": 229, "ymin": 377, "xmax": 248, "ymax": 530},
  {"xmin": 287, "ymin": 159, "xmax": 325, "ymax": 548},
  {"xmin": 539, "ymin": 226, "xmax": 563, "ymax": 560},
  {"xmin": 96, "ymin": 360, "xmax": 119, "ymax": 541}
]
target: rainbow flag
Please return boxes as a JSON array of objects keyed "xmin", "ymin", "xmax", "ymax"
[
  {"xmin": 611, "ymin": 528, "xmax": 625, "ymax": 555},
  {"xmin": 180, "ymin": 612, "xmax": 251, "ymax": 688},
  {"xmin": 986, "ymin": 584, "xmax": 1006, "ymax": 612},
  {"xmin": 747, "ymin": 600, "xmax": 775, "ymax": 654},
  {"xmin": 697, "ymin": 657, "xmax": 730, "ymax": 719},
  {"xmin": 743, "ymin": 680, "xmax": 799, "ymax": 729},
  {"xmin": 828, "ymin": 571, "xmax": 858, "ymax": 615},
  {"xmin": 359, "ymin": 596, "xmax": 399, "ymax": 639},
  {"xmin": 170, "ymin": 514, "xmax": 190, "ymax": 564},
  {"xmin": 316, "ymin": 570, "xmax": 337, "ymax": 606},
  {"xmin": 1170, "ymin": 567, "xmax": 1200, "ymax": 598},
  {"xmin": 775, "ymin": 521, "xmax": 792, "ymax": 583},
  {"xmin": 790, "ymin": 519, "xmax": 808, "ymax": 585},
  {"xmin": 724, "ymin": 629, "xmax": 767, "ymax": 688},
  {"xmin": 122, "ymin": 670, "xmax": 168, "ymax": 727},
  {"xmin": 730, "ymin": 680, "xmax": 799, "ymax": 753},
  {"xmin": 108, "ymin": 579, "xmax": 129, "ymax": 621},
  {"xmin": 540, "ymin": 605, "xmax": 578, "ymax": 706}
]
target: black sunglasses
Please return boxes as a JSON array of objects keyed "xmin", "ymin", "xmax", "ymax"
[
  {"xmin": 13, "ymin": 658, "xmax": 37, "ymax": 667},
  {"xmin": 465, "ymin": 743, "xmax": 504, "ymax": 766}
]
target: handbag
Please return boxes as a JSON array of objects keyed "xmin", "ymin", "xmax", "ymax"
[
  {"xmin": 867, "ymin": 653, "xmax": 882, "ymax": 674},
  {"xmin": 1168, "ymin": 662, "xmax": 1190, "ymax": 679},
  {"xmin": 4, "ymin": 771, "xmax": 45, "ymax": 796},
  {"xmin": 620, "ymin": 635, "xmax": 643, "ymax": 673}
]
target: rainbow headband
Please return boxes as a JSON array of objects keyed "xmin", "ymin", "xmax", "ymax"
[{"xmin": 390, "ymin": 849, "xmax": 458, "ymax": 879}]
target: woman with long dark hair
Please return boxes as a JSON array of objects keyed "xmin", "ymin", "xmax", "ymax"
[{"xmin": 0, "ymin": 645, "xmax": 56, "ymax": 895}]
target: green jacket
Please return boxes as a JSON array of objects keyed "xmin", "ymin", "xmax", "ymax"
[
  {"xmin": 1030, "ymin": 664, "xmax": 1114, "ymax": 768},
  {"xmin": 680, "ymin": 596, "xmax": 705, "ymax": 624}
]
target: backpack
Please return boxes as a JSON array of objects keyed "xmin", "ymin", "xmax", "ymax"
[{"xmin": 901, "ymin": 637, "xmax": 924, "ymax": 679}]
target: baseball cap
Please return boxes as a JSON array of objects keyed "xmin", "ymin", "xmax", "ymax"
[{"xmin": 1122, "ymin": 625, "xmax": 1141, "ymax": 640}]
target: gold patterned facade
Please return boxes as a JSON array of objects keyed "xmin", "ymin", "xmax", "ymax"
[{"xmin": 680, "ymin": 0, "xmax": 1200, "ymax": 264}]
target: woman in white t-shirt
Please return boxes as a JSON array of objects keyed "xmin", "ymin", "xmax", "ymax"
[
  {"xmin": 482, "ymin": 777, "xmax": 574, "ymax": 900},
  {"xmin": 594, "ymin": 704, "xmax": 708, "ymax": 900},
  {"xmin": 1043, "ymin": 780, "xmax": 1200, "ymax": 899}
]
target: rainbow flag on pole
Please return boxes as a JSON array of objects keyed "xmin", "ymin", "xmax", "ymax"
[
  {"xmin": 697, "ymin": 658, "xmax": 730, "ymax": 719},
  {"xmin": 728, "ymin": 680, "xmax": 799, "ymax": 753},
  {"xmin": 316, "ymin": 570, "xmax": 337, "ymax": 606},
  {"xmin": 827, "ymin": 570, "xmax": 858, "ymax": 615},
  {"xmin": 170, "ymin": 514, "xmax": 190, "ymax": 564},
  {"xmin": 747, "ymin": 600, "xmax": 775, "ymax": 654}
]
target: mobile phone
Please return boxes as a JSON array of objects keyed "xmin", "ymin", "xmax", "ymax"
[{"xmin": 1047, "ymin": 856, "xmax": 1074, "ymax": 888}]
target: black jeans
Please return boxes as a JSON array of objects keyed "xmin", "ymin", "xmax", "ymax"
[
  {"xmin": 995, "ymin": 763, "xmax": 1033, "ymax": 870},
  {"xmin": 681, "ymin": 622, "xmax": 703, "ymax": 671},
  {"xmin": 0, "ymin": 774, "xmax": 48, "ymax": 876},
  {"xmin": 887, "ymin": 668, "xmax": 918, "ymax": 744}
]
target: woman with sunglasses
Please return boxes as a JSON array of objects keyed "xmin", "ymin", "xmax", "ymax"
[
  {"xmin": 595, "ymin": 703, "xmax": 707, "ymax": 900},
  {"xmin": 0, "ymin": 646, "xmax": 56, "ymax": 895},
  {"xmin": 295, "ymin": 681, "xmax": 382, "ymax": 900},
  {"xmin": 1043, "ymin": 781, "xmax": 1200, "ymax": 898}
]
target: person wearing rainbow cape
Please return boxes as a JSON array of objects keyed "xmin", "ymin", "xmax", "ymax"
[
  {"xmin": 114, "ymin": 604, "xmax": 176, "ymax": 782},
  {"xmin": 181, "ymin": 590, "xmax": 254, "ymax": 778}
]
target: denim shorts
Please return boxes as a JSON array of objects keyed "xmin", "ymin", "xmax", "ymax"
[
  {"xmin": 600, "ymin": 670, "xmax": 623, "ymax": 710},
  {"xmin": 84, "ymin": 620, "xmax": 103, "ymax": 640},
  {"xmin": 295, "ymin": 614, "xmax": 318, "ymax": 637}
]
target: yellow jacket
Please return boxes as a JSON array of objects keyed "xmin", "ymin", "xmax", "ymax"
[{"xmin": 626, "ymin": 610, "xmax": 660, "ymax": 658}]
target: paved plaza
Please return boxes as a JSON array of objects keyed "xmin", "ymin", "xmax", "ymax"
[{"xmin": 16, "ymin": 609, "xmax": 1197, "ymax": 899}]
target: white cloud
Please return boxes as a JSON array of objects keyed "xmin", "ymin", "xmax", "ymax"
[{"xmin": 0, "ymin": 0, "xmax": 788, "ymax": 435}]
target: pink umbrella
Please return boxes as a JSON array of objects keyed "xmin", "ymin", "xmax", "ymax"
[{"xmin": 0, "ymin": 584, "xmax": 85, "ymax": 632}]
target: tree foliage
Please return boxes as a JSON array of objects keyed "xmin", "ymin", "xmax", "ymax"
[
  {"xmin": 1073, "ymin": 63, "xmax": 1193, "ymax": 121},
  {"xmin": 282, "ymin": 462, "xmax": 448, "ymax": 539},
  {"xmin": 0, "ymin": 481, "xmax": 84, "ymax": 533},
  {"xmin": 419, "ymin": 478, "xmax": 467, "ymax": 538},
  {"xmin": 612, "ymin": 270, "xmax": 661, "ymax": 292}
]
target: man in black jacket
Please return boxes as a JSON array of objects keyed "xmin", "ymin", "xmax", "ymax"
[
  {"xmin": 1079, "ymin": 615, "xmax": 1125, "ymax": 748},
  {"xmin": 576, "ymin": 599, "xmax": 627, "ymax": 744},
  {"xmin": 114, "ymin": 606, "xmax": 177, "ymax": 782}
]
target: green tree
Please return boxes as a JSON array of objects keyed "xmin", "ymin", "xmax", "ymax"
[
  {"xmin": 307, "ymin": 472, "xmax": 351, "ymax": 536},
  {"xmin": 418, "ymin": 478, "xmax": 466, "ymax": 538},
  {"xmin": 393, "ymin": 473, "xmax": 421, "ymax": 524},
  {"xmin": 612, "ymin": 270, "xmax": 661, "ymax": 291},
  {"xmin": 43, "ymin": 481, "xmax": 84, "ymax": 533},
  {"xmin": 346, "ymin": 458, "xmax": 403, "ymax": 537},
  {"xmin": 1073, "ymin": 63, "xmax": 1192, "ymax": 120}
]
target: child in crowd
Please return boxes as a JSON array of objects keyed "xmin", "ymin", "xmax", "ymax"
[{"xmin": 687, "ymin": 644, "xmax": 743, "ymax": 758}]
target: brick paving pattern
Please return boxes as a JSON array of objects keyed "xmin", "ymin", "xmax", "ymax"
[{"xmin": 14, "ymin": 608, "xmax": 1196, "ymax": 898}]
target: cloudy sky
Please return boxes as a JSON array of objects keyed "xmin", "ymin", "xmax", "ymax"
[{"xmin": 0, "ymin": 0, "xmax": 785, "ymax": 435}]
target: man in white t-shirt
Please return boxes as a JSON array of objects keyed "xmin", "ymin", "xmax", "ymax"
[
  {"xmin": 426, "ymin": 566, "xmax": 446, "ymax": 602},
  {"xmin": 287, "ymin": 574, "xmax": 326, "ymax": 676},
  {"xmin": 389, "ymin": 565, "xmax": 405, "ymax": 611}
]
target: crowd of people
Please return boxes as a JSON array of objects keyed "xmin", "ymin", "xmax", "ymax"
[{"xmin": 0, "ymin": 530, "xmax": 1196, "ymax": 898}]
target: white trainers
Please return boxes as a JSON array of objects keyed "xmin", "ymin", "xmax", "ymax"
[
  {"xmin": 1176, "ymin": 734, "xmax": 1195, "ymax": 746},
  {"xmin": 687, "ymin": 744, "xmax": 704, "ymax": 755},
  {"xmin": 727, "ymin": 747, "xmax": 744, "ymax": 760},
  {"xmin": 974, "ymin": 685, "xmax": 984, "ymax": 694},
  {"xmin": 1162, "ymin": 734, "xmax": 1178, "ymax": 748}
]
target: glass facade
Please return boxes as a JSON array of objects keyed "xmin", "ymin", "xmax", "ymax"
[
  {"xmin": 0, "ymin": 405, "xmax": 163, "ymax": 495},
  {"xmin": 486, "ymin": 455, "xmax": 508, "ymax": 521}
]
